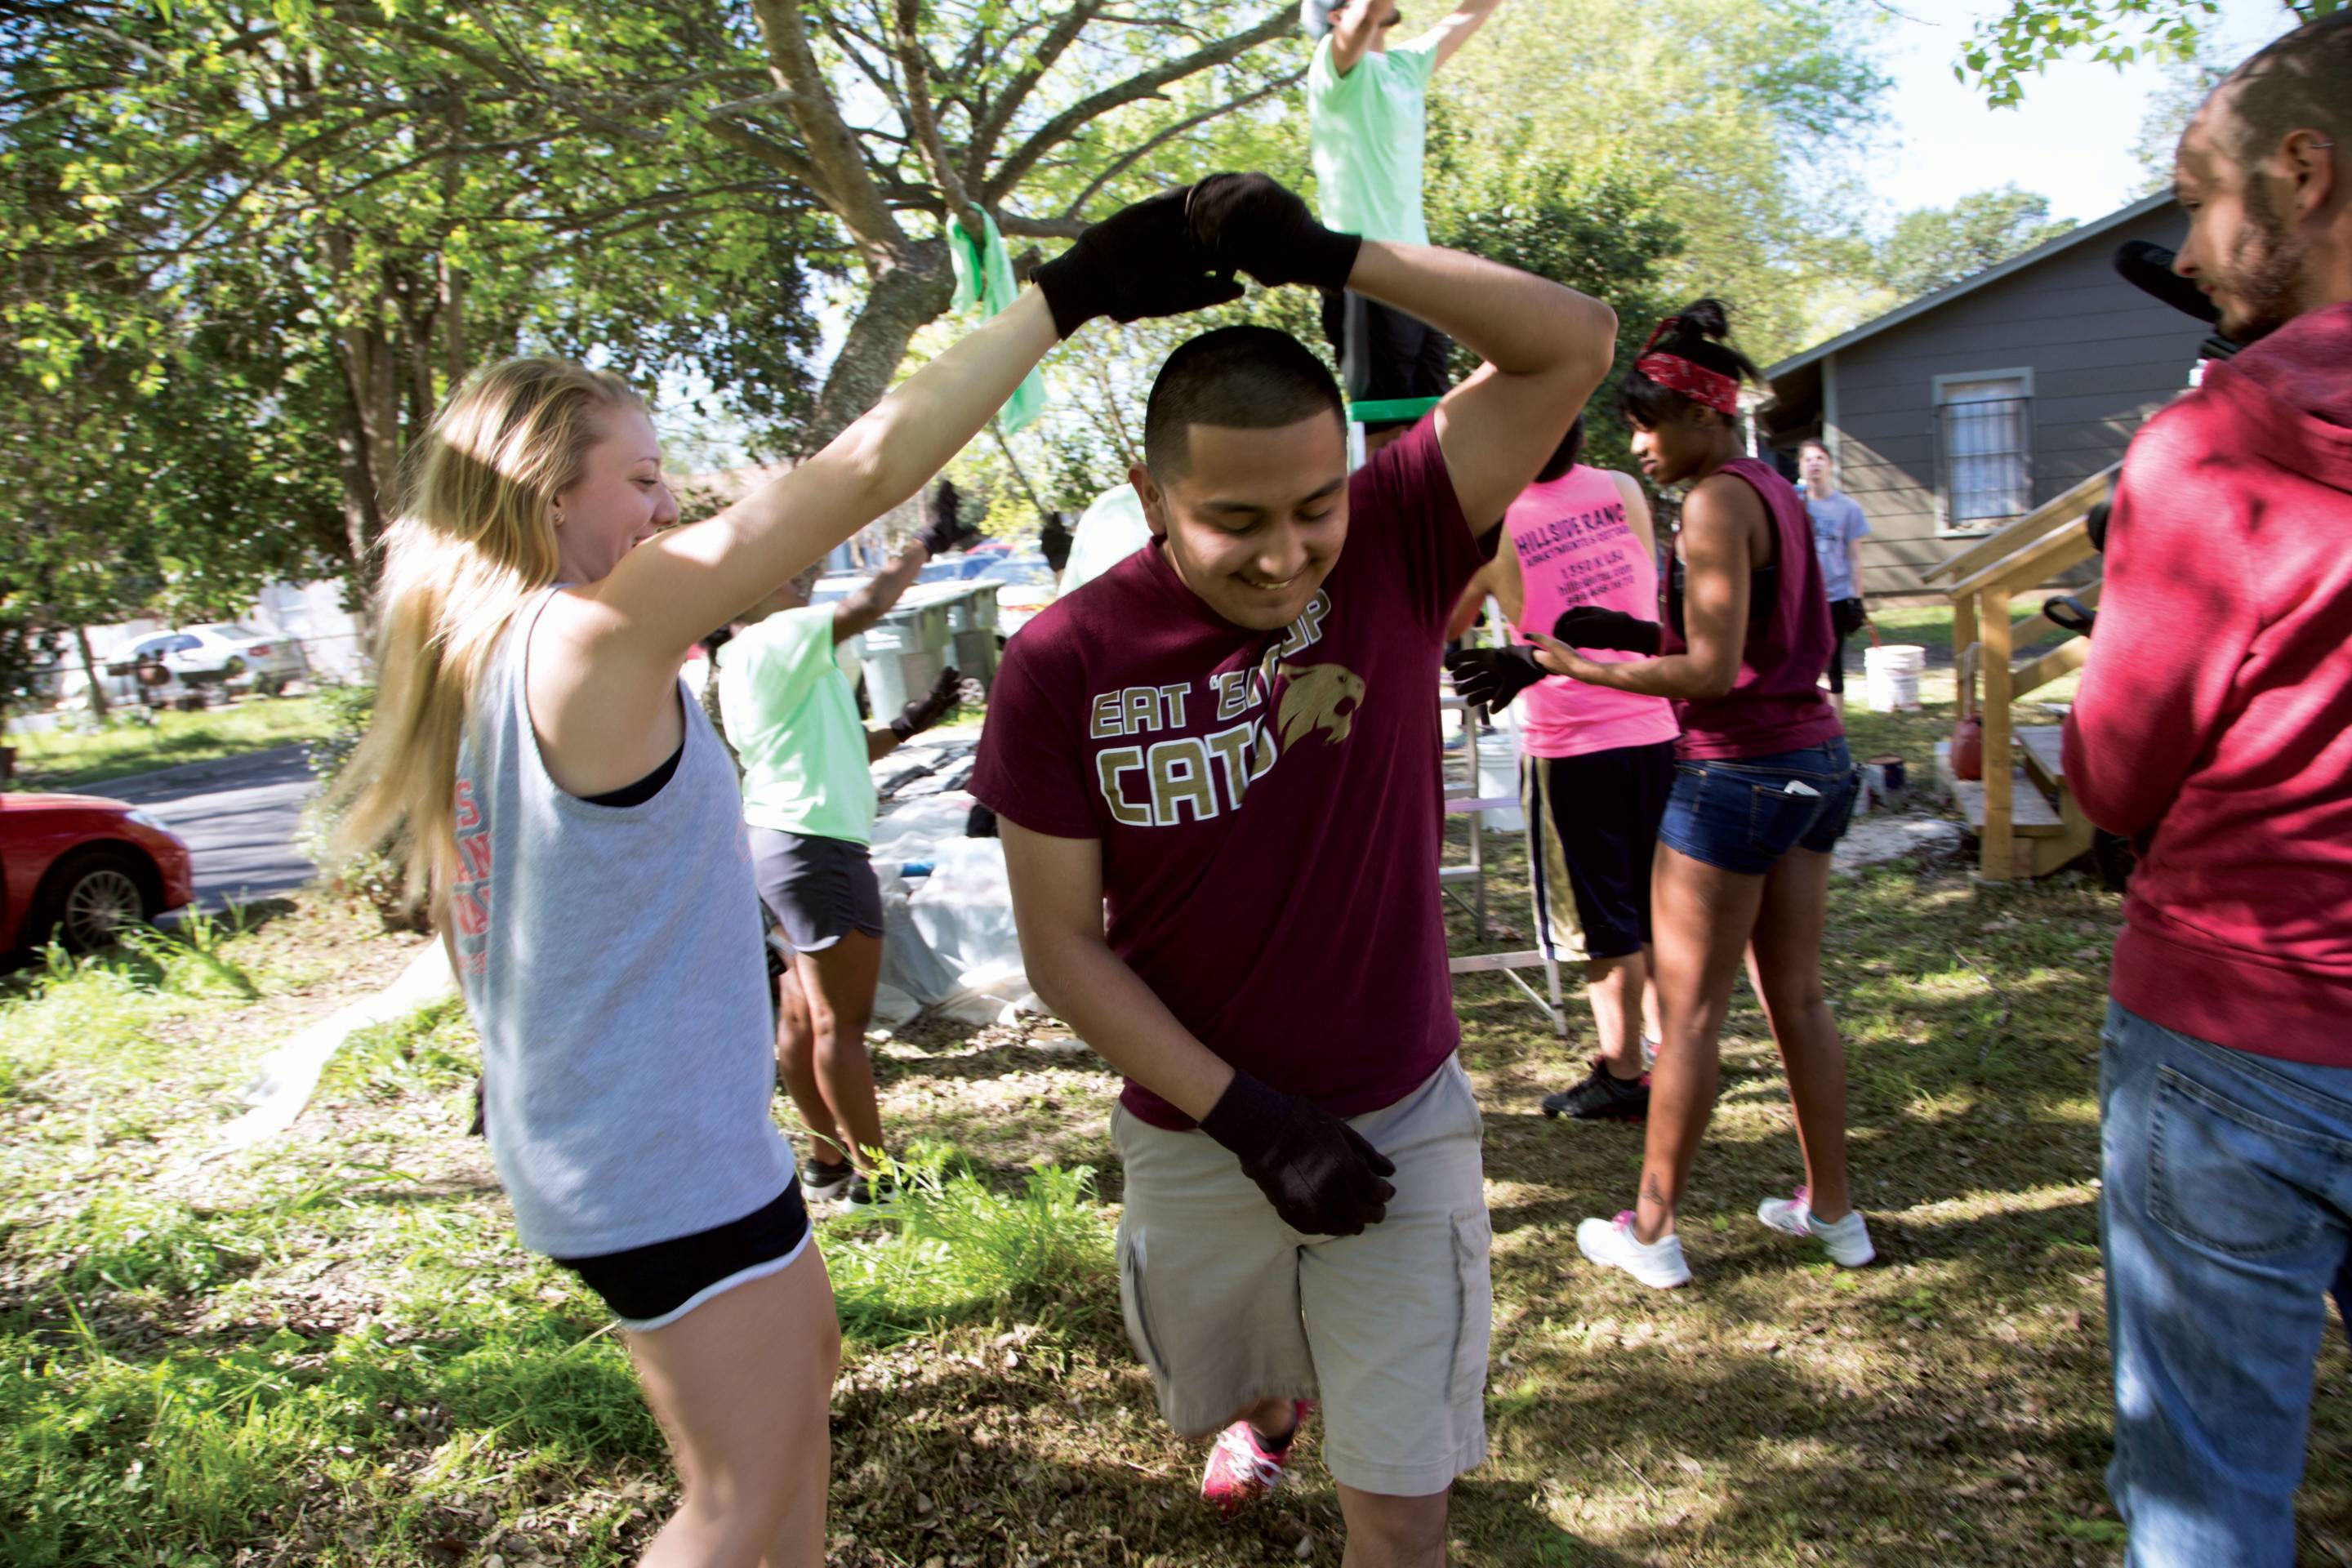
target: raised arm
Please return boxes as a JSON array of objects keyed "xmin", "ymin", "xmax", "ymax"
[
  {"xmin": 1187, "ymin": 173, "xmax": 1616, "ymax": 536},
  {"xmin": 1327, "ymin": 0, "xmax": 1388, "ymax": 76},
  {"xmin": 1416, "ymin": 0, "xmax": 1504, "ymax": 72},
  {"xmin": 529, "ymin": 185, "xmax": 1245, "ymax": 794},
  {"xmin": 1346, "ymin": 239, "xmax": 1616, "ymax": 533},
  {"xmin": 832, "ymin": 540, "xmax": 929, "ymax": 644}
]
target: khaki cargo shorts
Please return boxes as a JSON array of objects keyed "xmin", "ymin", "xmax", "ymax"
[{"xmin": 1111, "ymin": 1054, "xmax": 1492, "ymax": 1498}]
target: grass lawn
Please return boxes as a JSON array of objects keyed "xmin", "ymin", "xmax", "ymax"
[
  {"xmin": 6, "ymin": 696, "xmax": 335, "ymax": 792},
  {"xmin": 2, "ymin": 662, "xmax": 2345, "ymax": 1565}
]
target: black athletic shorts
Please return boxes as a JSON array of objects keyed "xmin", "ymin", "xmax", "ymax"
[
  {"xmin": 1320, "ymin": 287, "xmax": 1454, "ymax": 431},
  {"xmin": 751, "ymin": 826, "xmax": 884, "ymax": 953},
  {"xmin": 1519, "ymin": 740, "xmax": 1676, "ymax": 963},
  {"xmin": 554, "ymin": 1183, "xmax": 813, "ymax": 1330}
]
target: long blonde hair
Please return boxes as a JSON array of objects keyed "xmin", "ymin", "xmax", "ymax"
[{"xmin": 331, "ymin": 357, "xmax": 644, "ymax": 909}]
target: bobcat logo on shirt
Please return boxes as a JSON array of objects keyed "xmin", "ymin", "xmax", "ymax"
[
  {"xmin": 1276, "ymin": 661, "xmax": 1365, "ymax": 748},
  {"xmin": 1088, "ymin": 592, "xmax": 1364, "ymax": 828}
]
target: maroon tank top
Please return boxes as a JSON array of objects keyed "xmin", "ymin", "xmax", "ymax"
[{"xmin": 1660, "ymin": 457, "xmax": 1842, "ymax": 760}]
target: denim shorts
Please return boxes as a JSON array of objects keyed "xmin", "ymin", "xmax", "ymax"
[{"xmin": 1659, "ymin": 737, "xmax": 1859, "ymax": 875}]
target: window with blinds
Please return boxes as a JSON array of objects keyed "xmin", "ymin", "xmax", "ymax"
[{"xmin": 1935, "ymin": 372, "xmax": 2033, "ymax": 533}]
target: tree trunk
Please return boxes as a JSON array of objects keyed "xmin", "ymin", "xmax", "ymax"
[
  {"xmin": 326, "ymin": 232, "xmax": 404, "ymax": 612},
  {"xmin": 798, "ymin": 239, "xmax": 956, "ymax": 455},
  {"xmin": 74, "ymin": 623, "xmax": 109, "ymax": 722}
]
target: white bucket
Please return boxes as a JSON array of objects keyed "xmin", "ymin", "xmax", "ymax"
[{"xmin": 1864, "ymin": 644, "xmax": 1926, "ymax": 711}]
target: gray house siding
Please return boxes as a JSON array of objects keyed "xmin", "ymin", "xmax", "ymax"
[{"xmin": 1801, "ymin": 203, "xmax": 2211, "ymax": 595}]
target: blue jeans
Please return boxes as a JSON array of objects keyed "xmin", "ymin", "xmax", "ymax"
[
  {"xmin": 1658, "ymin": 737, "xmax": 1858, "ymax": 875},
  {"xmin": 2100, "ymin": 1000, "xmax": 2352, "ymax": 1566}
]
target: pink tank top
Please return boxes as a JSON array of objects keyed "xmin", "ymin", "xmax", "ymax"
[{"xmin": 1504, "ymin": 467, "xmax": 1681, "ymax": 760}]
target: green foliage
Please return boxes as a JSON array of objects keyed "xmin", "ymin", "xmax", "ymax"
[
  {"xmin": 1428, "ymin": 136, "xmax": 1685, "ymax": 477},
  {"xmin": 826, "ymin": 1147, "xmax": 1119, "ymax": 1346},
  {"xmin": 1872, "ymin": 185, "xmax": 2081, "ymax": 301},
  {"xmin": 1958, "ymin": 0, "xmax": 2338, "ymax": 108},
  {"xmin": 10, "ymin": 695, "xmax": 332, "ymax": 791}
]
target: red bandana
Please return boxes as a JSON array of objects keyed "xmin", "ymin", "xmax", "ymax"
[{"xmin": 1633, "ymin": 317, "xmax": 1740, "ymax": 416}]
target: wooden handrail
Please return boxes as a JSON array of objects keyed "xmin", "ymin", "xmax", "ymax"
[
  {"xmin": 1927, "ymin": 463, "xmax": 2118, "ymax": 586},
  {"xmin": 1945, "ymin": 514, "xmax": 2095, "ymax": 600}
]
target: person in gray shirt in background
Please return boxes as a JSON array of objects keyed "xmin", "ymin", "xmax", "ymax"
[{"xmin": 1799, "ymin": 439, "xmax": 1871, "ymax": 711}]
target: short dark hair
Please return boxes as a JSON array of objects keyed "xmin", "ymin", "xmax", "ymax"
[
  {"xmin": 1798, "ymin": 438, "xmax": 1831, "ymax": 458},
  {"xmin": 1615, "ymin": 298, "xmax": 1766, "ymax": 430},
  {"xmin": 1143, "ymin": 325, "xmax": 1344, "ymax": 479},
  {"xmin": 2218, "ymin": 12, "xmax": 2350, "ymax": 167},
  {"xmin": 1534, "ymin": 415, "xmax": 1587, "ymax": 484}
]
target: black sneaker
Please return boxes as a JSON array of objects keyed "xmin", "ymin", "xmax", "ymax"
[
  {"xmin": 842, "ymin": 1172, "xmax": 900, "ymax": 1211},
  {"xmin": 1542, "ymin": 1061, "xmax": 1650, "ymax": 1121},
  {"xmin": 800, "ymin": 1157, "xmax": 855, "ymax": 1203}
]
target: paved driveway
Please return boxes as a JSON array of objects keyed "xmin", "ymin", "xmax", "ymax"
[{"xmin": 100, "ymin": 744, "xmax": 319, "ymax": 911}]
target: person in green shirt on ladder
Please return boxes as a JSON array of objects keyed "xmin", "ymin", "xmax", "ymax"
[
  {"xmin": 717, "ymin": 483, "xmax": 974, "ymax": 1209},
  {"xmin": 1303, "ymin": 0, "xmax": 1507, "ymax": 452}
]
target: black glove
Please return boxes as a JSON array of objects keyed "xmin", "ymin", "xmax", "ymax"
[
  {"xmin": 1551, "ymin": 605, "xmax": 1663, "ymax": 656},
  {"xmin": 889, "ymin": 666, "xmax": 961, "ymax": 742},
  {"xmin": 1185, "ymin": 171, "xmax": 1362, "ymax": 293},
  {"xmin": 1032, "ymin": 185, "xmax": 1246, "ymax": 339},
  {"xmin": 1444, "ymin": 644, "xmax": 1548, "ymax": 712},
  {"xmin": 1200, "ymin": 1071, "xmax": 1396, "ymax": 1236},
  {"xmin": 917, "ymin": 480, "xmax": 979, "ymax": 557}
]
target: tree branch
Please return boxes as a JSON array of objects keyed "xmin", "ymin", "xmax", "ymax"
[
  {"xmin": 745, "ymin": 0, "xmax": 908, "ymax": 261},
  {"xmin": 966, "ymin": 1, "xmax": 1107, "ymax": 178},
  {"xmin": 983, "ymin": 7, "xmax": 1295, "ymax": 204},
  {"xmin": 1061, "ymin": 69, "xmax": 1302, "ymax": 218},
  {"xmin": 891, "ymin": 0, "xmax": 983, "ymax": 238}
]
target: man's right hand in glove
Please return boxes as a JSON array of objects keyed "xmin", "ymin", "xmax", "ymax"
[
  {"xmin": 1200, "ymin": 1071, "xmax": 1396, "ymax": 1236},
  {"xmin": 889, "ymin": 666, "xmax": 962, "ymax": 742},
  {"xmin": 1551, "ymin": 605, "xmax": 1663, "ymax": 656},
  {"xmin": 1445, "ymin": 644, "xmax": 1548, "ymax": 712},
  {"xmin": 1031, "ymin": 185, "xmax": 1246, "ymax": 339},
  {"xmin": 1185, "ymin": 171, "xmax": 1363, "ymax": 293}
]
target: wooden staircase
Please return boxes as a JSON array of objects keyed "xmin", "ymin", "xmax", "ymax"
[{"xmin": 1926, "ymin": 464, "xmax": 2114, "ymax": 882}]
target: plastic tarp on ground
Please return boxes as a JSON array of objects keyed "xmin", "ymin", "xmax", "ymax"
[{"xmin": 864, "ymin": 735, "xmax": 1045, "ymax": 1028}]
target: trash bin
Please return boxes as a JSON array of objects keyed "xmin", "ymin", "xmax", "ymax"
[
  {"xmin": 864, "ymin": 599, "xmax": 951, "ymax": 717},
  {"xmin": 944, "ymin": 584, "xmax": 1002, "ymax": 693}
]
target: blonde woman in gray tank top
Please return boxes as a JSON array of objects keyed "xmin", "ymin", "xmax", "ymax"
[{"xmin": 327, "ymin": 185, "xmax": 1258, "ymax": 1565}]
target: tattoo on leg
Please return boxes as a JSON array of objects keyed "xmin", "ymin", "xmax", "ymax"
[{"xmin": 1642, "ymin": 1174, "xmax": 1665, "ymax": 1209}]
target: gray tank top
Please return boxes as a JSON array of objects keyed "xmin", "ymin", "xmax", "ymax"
[{"xmin": 448, "ymin": 586, "xmax": 794, "ymax": 1256}]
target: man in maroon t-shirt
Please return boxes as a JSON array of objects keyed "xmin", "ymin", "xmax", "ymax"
[{"xmin": 969, "ymin": 174, "xmax": 1616, "ymax": 1561}]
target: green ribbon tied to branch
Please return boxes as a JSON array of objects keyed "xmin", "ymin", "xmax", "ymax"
[{"xmin": 947, "ymin": 212, "xmax": 1047, "ymax": 436}]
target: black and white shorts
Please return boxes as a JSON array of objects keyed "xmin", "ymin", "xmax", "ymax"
[
  {"xmin": 751, "ymin": 826, "xmax": 884, "ymax": 954},
  {"xmin": 553, "ymin": 1183, "xmax": 813, "ymax": 1332}
]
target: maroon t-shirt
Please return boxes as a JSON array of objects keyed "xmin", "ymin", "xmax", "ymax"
[{"xmin": 969, "ymin": 420, "xmax": 1492, "ymax": 1129}]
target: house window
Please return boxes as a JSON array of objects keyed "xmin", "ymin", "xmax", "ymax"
[{"xmin": 1935, "ymin": 370, "xmax": 2033, "ymax": 532}]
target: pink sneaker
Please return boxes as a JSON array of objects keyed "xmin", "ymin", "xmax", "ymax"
[{"xmin": 1200, "ymin": 1401, "xmax": 1308, "ymax": 1520}]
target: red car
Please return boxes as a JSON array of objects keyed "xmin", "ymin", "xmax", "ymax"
[{"xmin": 1, "ymin": 790, "xmax": 195, "ymax": 954}]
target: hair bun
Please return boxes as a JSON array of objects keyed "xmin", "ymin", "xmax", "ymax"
[{"xmin": 1677, "ymin": 298, "xmax": 1731, "ymax": 341}]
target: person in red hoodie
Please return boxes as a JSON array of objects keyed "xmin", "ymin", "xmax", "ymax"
[{"xmin": 2062, "ymin": 15, "xmax": 2352, "ymax": 1566}]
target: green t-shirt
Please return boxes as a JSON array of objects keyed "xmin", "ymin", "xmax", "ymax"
[
  {"xmin": 717, "ymin": 604, "xmax": 878, "ymax": 844},
  {"xmin": 1306, "ymin": 30, "xmax": 1440, "ymax": 247}
]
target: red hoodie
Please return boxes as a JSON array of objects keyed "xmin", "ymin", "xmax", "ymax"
[{"xmin": 2065, "ymin": 301, "xmax": 2352, "ymax": 1067}]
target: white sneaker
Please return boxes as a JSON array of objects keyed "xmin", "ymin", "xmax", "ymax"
[
  {"xmin": 1576, "ymin": 1211, "xmax": 1691, "ymax": 1289},
  {"xmin": 1756, "ymin": 1187, "xmax": 1876, "ymax": 1267}
]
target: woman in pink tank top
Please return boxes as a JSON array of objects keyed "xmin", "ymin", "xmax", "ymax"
[
  {"xmin": 1446, "ymin": 416, "xmax": 1679, "ymax": 1121},
  {"xmin": 1522, "ymin": 301, "xmax": 1872, "ymax": 1290}
]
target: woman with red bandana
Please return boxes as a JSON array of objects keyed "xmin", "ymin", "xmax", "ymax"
[{"xmin": 1520, "ymin": 301, "xmax": 1874, "ymax": 1288}]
